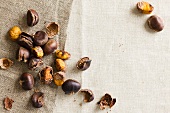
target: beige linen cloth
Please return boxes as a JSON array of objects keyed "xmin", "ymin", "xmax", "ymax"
[{"xmin": 0, "ymin": 0, "xmax": 170, "ymax": 113}]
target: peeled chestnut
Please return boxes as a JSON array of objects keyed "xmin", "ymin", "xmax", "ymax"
[
  {"xmin": 19, "ymin": 73, "xmax": 34, "ymax": 90},
  {"xmin": 31, "ymin": 92, "xmax": 44, "ymax": 108},
  {"xmin": 43, "ymin": 39, "xmax": 58, "ymax": 55},
  {"xmin": 33, "ymin": 31, "xmax": 48, "ymax": 46},
  {"xmin": 62, "ymin": 79, "xmax": 81, "ymax": 94}
]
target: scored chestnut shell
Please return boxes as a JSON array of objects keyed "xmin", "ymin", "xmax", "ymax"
[
  {"xmin": 76, "ymin": 57, "xmax": 91, "ymax": 71},
  {"xmin": 33, "ymin": 31, "xmax": 48, "ymax": 46},
  {"xmin": 31, "ymin": 92, "xmax": 44, "ymax": 108},
  {"xmin": 28, "ymin": 58, "xmax": 43, "ymax": 70},
  {"xmin": 62, "ymin": 79, "xmax": 81, "ymax": 94},
  {"xmin": 0, "ymin": 58, "xmax": 13, "ymax": 70},
  {"xmin": 17, "ymin": 47, "xmax": 30, "ymax": 63},
  {"xmin": 80, "ymin": 89, "xmax": 94, "ymax": 102},
  {"xmin": 19, "ymin": 73, "xmax": 34, "ymax": 90},
  {"xmin": 27, "ymin": 9, "xmax": 39, "ymax": 27},
  {"xmin": 38, "ymin": 66, "xmax": 53, "ymax": 84},
  {"xmin": 43, "ymin": 39, "xmax": 58, "ymax": 55}
]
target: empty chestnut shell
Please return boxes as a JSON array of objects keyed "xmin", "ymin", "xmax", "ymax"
[
  {"xmin": 43, "ymin": 39, "xmax": 58, "ymax": 55},
  {"xmin": 46, "ymin": 22, "xmax": 59, "ymax": 38},
  {"xmin": 17, "ymin": 47, "xmax": 30, "ymax": 63},
  {"xmin": 38, "ymin": 66, "xmax": 53, "ymax": 84},
  {"xmin": 19, "ymin": 73, "xmax": 34, "ymax": 90},
  {"xmin": 31, "ymin": 92, "xmax": 44, "ymax": 108},
  {"xmin": 17, "ymin": 32, "xmax": 34, "ymax": 50},
  {"xmin": 4, "ymin": 97, "xmax": 14, "ymax": 111},
  {"xmin": 76, "ymin": 57, "xmax": 91, "ymax": 71},
  {"xmin": 28, "ymin": 58, "xmax": 43, "ymax": 70},
  {"xmin": 33, "ymin": 31, "xmax": 48, "ymax": 46},
  {"xmin": 27, "ymin": 9, "xmax": 39, "ymax": 27},
  {"xmin": 97, "ymin": 93, "xmax": 116, "ymax": 110},
  {"xmin": 62, "ymin": 79, "xmax": 81, "ymax": 94},
  {"xmin": 0, "ymin": 58, "xmax": 13, "ymax": 70},
  {"xmin": 80, "ymin": 89, "xmax": 94, "ymax": 102}
]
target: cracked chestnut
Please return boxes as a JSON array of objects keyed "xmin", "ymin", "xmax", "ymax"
[
  {"xmin": 39, "ymin": 66, "xmax": 53, "ymax": 84},
  {"xmin": 62, "ymin": 79, "xmax": 81, "ymax": 94},
  {"xmin": 32, "ymin": 46, "xmax": 44, "ymax": 58},
  {"xmin": 76, "ymin": 57, "xmax": 91, "ymax": 71},
  {"xmin": 27, "ymin": 9, "xmax": 39, "ymax": 27},
  {"xmin": 28, "ymin": 57, "xmax": 43, "ymax": 70},
  {"xmin": 33, "ymin": 31, "xmax": 48, "ymax": 46},
  {"xmin": 43, "ymin": 39, "xmax": 58, "ymax": 55},
  {"xmin": 17, "ymin": 47, "xmax": 30, "ymax": 63},
  {"xmin": 31, "ymin": 92, "xmax": 44, "ymax": 108},
  {"xmin": 17, "ymin": 32, "xmax": 33, "ymax": 50},
  {"xmin": 19, "ymin": 73, "xmax": 34, "ymax": 90}
]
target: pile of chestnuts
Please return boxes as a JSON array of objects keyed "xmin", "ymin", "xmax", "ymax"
[{"xmin": 6, "ymin": 9, "xmax": 94, "ymax": 110}]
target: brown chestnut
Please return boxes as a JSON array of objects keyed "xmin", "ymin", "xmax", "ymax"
[
  {"xmin": 27, "ymin": 9, "xmax": 39, "ymax": 27},
  {"xmin": 38, "ymin": 66, "xmax": 53, "ymax": 84},
  {"xmin": 43, "ymin": 39, "xmax": 58, "ymax": 55},
  {"xmin": 17, "ymin": 47, "xmax": 30, "ymax": 63},
  {"xmin": 33, "ymin": 31, "xmax": 48, "ymax": 46},
  {"xmin": 19, "ymin": 73, "xmax": 34, "ymax": 90},
  {"xmin": 62, "ymin": 79, "xmax": 81, "ymax": 94},
  {"xmin": 31, "ymin": 92, "xmax": 44, "ymax": 108},
  {"xmin": 28, "ymin": 57, "xmax": 43, "ymax": 70},
  {"xmin": 76, "ymin": 57, "xmax": 91, "ymax": 71}
]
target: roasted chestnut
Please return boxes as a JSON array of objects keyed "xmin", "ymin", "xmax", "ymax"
[
  {"xmin": 53, "ymin": 71, "xmax": 66, "ymax": 86},
  {"xmin": 62, "ymin": 79, "xmax": 81, "ymax": 94},
  {"xmin": 19, "ymin": 73, "xmax": 34, "ymax": 90},
  {"xmin": 17, "ymin": 47, "xmax": 30, "ymax": 63},
  {"xmin": 55, "ymin": 59, "xmax": 66, "ymax": 72},
  {"xmin": 28, "ymin": 58, "xmax": 43, "ymax": 70},
  {"xmin": 76, "ymin": 57, "xmax": 91, "ymax": 71},
  {"xmin": 43, "ymin": 39, "xmax": 58, "ymax": 55},
  {"xmin": 31, "ymin": 92, "xmax": 44, "ymax": 108},
  {"xmin": 80, "ymin": 89, "xmax": 94, "ymax": 102},
  {"xmin": 17, "ymin": 32, "xmax": 33, "ymax": 50},
  {"xmin": 38, "ymin": 66, "xmax": 53, "ymax": 84},
  {"xmin": 33, "ymin": 31, "xmax": 48, "ymax": 46},
  {"xmin": 32, "ymin": 46, "xmax": 44, "ymax": 58},
  {"xmin": 27, "ymin": 9, "xmax": 39, "ymax": 27}
]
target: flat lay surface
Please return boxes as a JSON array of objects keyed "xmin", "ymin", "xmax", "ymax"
[{"xmin": 0, "ymin": 0, "xmax": 170, "ymax": 113}]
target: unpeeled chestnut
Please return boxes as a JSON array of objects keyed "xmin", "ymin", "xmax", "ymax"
[
  {"xmin": 62, "ymin": 79, "xmax": 81, "ymax": 94},
  {"xmin": 43, "ymin": 39, "xmax": 58, "ymax": 55},
  {"xmin": 19, "ymin": 73, "xmax": 34, "ymax": 90}
]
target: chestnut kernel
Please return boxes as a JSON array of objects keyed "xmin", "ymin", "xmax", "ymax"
[
  {"xmin": 31, "ymin": 92, "xmax": 44, "ymax": 108},
  {"xmin": 32, "ymin": 46, "xmax": 44, "ymax": 58},
  {"xmin": 55, "ymin": 59, "xmax": 66, "ymax": 72},
  {"xmin": 0, "ymin": 58, "xmax": 13, "ymax": 70},
  {"xmin": 33, "ymin": 31, "xmax": 48, "ymax": 46},
  {"xmin": 19, "ymin": 72, "xmax": 34, "ymax": 90},
  {"xmin": 136, "ymin": 1, "xmax": 154, "ymax": 14},
  {"xmin": 4, "ymin": 97, "xmax": 14, "ymax": 111},
  {"xmin": 62, "ymin": 79, "xmax": 81, "ymax": 94},
  {"xmin": 17, "ymin": 32, "xmax": 34, "ymax": 50},
  {"xmin": 17, "ymin": 47, "xmax": 30, "ymax": 63},
  {"xmin": 43, "ymin": 39, "xmax": 58, "ymax": 55},
  {"xmin": 46, "ymin": 22, "xmax": 59, "ymax": 38},
  {"xmin": 147, "ymin": 15, "xmax": 164, "ymax": 32},
  {"xmin": 80, "ymin": 89, "xmax": 94, "ymax": 102},
  {"xmin": 27, "ymin": 9, "xmax": 39, "ymax": 27},
  {"xmin": 28, "ymin": 57, "xmax": 43, "ymax": 70},
  {"xmin": 39, "ymin": 66, "xmax": 53, "ymax": 84},
  {"xmin": 53, "ymin": 71, "xmax": 66, "ymax": 86},
  {"xmin": 97, "ymin": 93, "xmax": 116, "ymax": 110},
  {"xmin": 76, "ymin": 57, "xmax": 91, "ymax": 71},
  {"xmin": 55, "ymin": 50, "xmax": 71, "ymax": 60}
]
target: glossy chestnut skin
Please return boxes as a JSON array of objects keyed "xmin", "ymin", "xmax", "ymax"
[
  {"xmin": 19, "ymin": 73, "xmax": 34, "ymax": 90},
  {"xmin": 33, "ymin": 31, "xmax": 48, "ymax": 46},
  {"xmin": 62, "ymin": 79, "xmax": 81, "ymax": 94},
  {"xmin": 31, "ymin": 92, "xmax": 44, "ymax": 108},
  {"xmin": 27, "ymin": 9, "xmax": 39, "ymax": 27},
  {"xmin": 17, "ymin": 47, "xmax": 30, "ymax": 63},
  {"xmin": 43, "ymin": 39, "xmax": 58, "ymax": 55}
]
